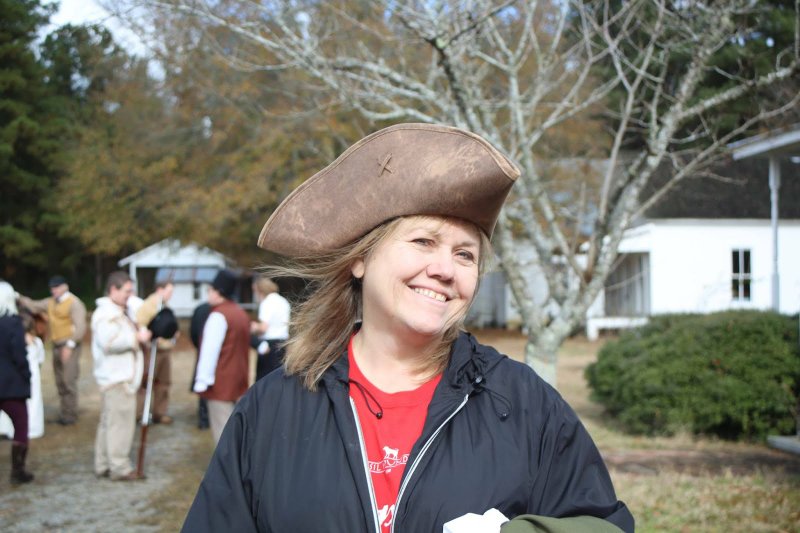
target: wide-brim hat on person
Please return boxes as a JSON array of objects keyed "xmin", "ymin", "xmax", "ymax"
[
  {"xmin": 211, "ymin": 269, "xmax": 237, "ymax": 300},
  {"xmin": 258, "ymin": 123, "xmax": 520, "ymax": 257}
]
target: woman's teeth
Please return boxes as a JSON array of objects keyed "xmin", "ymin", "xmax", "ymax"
[{"xmin": 414, "ymin": 288, "xmax": 447, "ymax": 302}]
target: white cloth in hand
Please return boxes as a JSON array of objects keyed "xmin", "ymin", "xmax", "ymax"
[{"xmin": 443, "ymin": 508, "xmax": 509, "ymax": 533}]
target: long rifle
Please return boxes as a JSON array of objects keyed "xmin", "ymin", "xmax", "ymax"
[{"xmin": 136, "ymin": 300, "xmax": 162, "ymax": 478}]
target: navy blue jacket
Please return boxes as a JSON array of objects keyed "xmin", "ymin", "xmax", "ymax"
[
  {"xmin": 0, "ymin": 315, "xmax": 31, "ymax": 400},
  {"xmin": 183, "ymin": 332, "xmax": 634, "ymax": 532}
]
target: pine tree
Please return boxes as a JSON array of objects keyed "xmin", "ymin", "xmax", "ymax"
[{"xmin": 0, "ymin": 0, "xmax": 58, "ymax": 280}]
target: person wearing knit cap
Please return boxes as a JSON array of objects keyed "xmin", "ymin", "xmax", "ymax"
[
  {"xmin": 183, "ymin": 124, "xmax": 633, "ymax": 533},
  {"xmin": 192, "ymin": 269, "xmax": 250, "ymax": 444},
  {"xmin": 18, "ymin": 275, "xmax": 87, "ymax": 425}
]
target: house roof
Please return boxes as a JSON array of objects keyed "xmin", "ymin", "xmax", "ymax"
[
  {"xmin": 118, "ymin": 239, "xmax": 234, "ymax": 268},
  {"xmin": 643, "ymin": 158, "xmax": 800, "ymax": 219},
  {"xmin": 729, "ymin": 124, "xmax": 800, "ymax": 159}
]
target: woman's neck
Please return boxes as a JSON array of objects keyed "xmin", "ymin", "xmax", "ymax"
[{"xmin": 351, "ymin": 327, "xmax": 438, "ymax": 393}]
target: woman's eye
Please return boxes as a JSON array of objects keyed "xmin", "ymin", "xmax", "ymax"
[
  {"xmin": 456, "ymin": 250, "xmax": 476, "ymax": 262},
  {"xmin": 413, "ymin": 238, "xmax": 433, "ymax": 246}
]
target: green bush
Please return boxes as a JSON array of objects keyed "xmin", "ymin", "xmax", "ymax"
[{"xmin": 585, "ymin": 311, "xmax": 800, "ymax": 440}]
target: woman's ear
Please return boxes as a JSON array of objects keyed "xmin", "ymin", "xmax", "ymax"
[{"xmin": 351, "ymin": 258, "xmax": 365, "ymax": 279}]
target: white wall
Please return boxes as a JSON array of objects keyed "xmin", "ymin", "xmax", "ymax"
[
  {"xmin": 630, "ymin": 219, "xmax": 800, "ymax": 315},
  {"xmin": 170, "ymin": 282, "xmax": 211, "ymax": 318},
  {"xmin": 119, "ymin": 240, "xmax": 230, "ymax": 318}
]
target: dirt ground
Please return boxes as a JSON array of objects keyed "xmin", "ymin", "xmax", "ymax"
[
  {"xmin": 0, "ymin": 335, "xmax": 216, "ymax": 532},
  {"xmin": 1, "ymin": 330, "xmax": 799, "ymax": 532}
]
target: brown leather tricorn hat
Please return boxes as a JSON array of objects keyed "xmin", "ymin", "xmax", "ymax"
[{"xmin": 258, "ymin": 123, "xmax": 520, "ymax": 257}]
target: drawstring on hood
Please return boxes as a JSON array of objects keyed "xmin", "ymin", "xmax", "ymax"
[
  {"xmin": 463, "ymin": 360, "xmax": 512, "ymax": 420},
  {"xmin": 349, "ymin": 379, "xmax": 384, "ymax": 419},
  {"xmin": 454, "ymin": 335, "xmax": 513, "ymax": 420},
  {"xmin": 481, "ymin": 383, "xmax": 513, "ymax": 420}
]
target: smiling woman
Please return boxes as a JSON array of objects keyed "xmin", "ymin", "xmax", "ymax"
[
  {"xmin": 350, "ymin": 216, "xmax": 482, "ymax": 392},
  {"xmin": 181, "ymin": 123, "xmax": 634, "ymax": 533}
]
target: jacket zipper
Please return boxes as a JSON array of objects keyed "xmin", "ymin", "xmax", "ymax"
[
  {"xmin": 350, "ymin": 397, "xmax": 382, "ymax": 533},
  {"xmin": 390, "ymin": 393, "xmax": 470, "ymax": 533}
]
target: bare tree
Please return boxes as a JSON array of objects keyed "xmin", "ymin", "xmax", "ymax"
[{"xmin": 109, "ymin": 0, "xmax": 799, "ymax": 386}]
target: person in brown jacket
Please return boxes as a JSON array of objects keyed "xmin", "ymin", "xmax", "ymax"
[
  {"xmin": 192, "ymin": 270, "xmax": 250, "ymax": 443},
  {"xmin": 135, "ymin": 281, "xmax": 176, "ymax": 424},
  {"xmin": 19, "ymin": 275, "xmax": 87, "ymax": 425}
]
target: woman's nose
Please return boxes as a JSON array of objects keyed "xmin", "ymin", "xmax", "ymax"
[{"xmin": 426, "ymin": 252, "xmax": 455, "ymax": 280}]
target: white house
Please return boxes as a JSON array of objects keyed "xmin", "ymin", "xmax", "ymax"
[
  {"xmin": 587, "ymin": 141, "xmax": 800, "ymax": 340},
  {"xmin": 118, "ymin": 239, "xmax": 236, "ymax": 317}
]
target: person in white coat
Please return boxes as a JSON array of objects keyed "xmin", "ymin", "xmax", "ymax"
[
  {"xmin": 25, "ymin": 330, "xmax": 45, "ymax": 438},
  {"xmin": 91, "ymin": 271, "xmax": 151, "ymax": 481}
]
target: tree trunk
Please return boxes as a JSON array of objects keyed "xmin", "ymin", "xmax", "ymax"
[
  {"xmin": 525, "ymin": 329, "xmax": 567, "ymax": 388},
  {"xmin": 95, "ymin": 254, "xmax": 103, "ymax": 294},
  {"xmin": 796, "ymin": 395, "xmax": 799, "ymax": 437}
]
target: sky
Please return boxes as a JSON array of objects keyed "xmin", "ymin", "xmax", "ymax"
[{"xmin": 43, "ymin": 0, "xmax": 148, "ymax": 56}]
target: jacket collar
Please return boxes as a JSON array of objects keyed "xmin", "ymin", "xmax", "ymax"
[{"xmin": 321, "ymin": 330, "xmax": 505, "ymax": 394}]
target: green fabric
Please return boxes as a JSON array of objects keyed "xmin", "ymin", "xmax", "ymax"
[{"xmin": 501, "ymin": 515, "xmax": 624, "ymax": 533}]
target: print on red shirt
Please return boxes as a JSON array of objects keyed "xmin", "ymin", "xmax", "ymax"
[
  {"xmin": 348, "ymin": 335, "xmax": 441, "ymax": 532},
  {"xmin": 370, "ymin": 446, "xmax": 409, "ymax": 474}
]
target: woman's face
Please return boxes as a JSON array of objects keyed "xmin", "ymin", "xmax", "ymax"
[{"xmin": 352, "ymin": 216, "xmax": 481, "ymax": 341}]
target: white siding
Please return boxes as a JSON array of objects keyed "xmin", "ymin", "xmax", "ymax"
[
  {"xmin": 587, "ymin": 219, "xmax": 800, "ymax": 339},
  {"xmin": 645, "ymin": 220, "xmax": 800, "ymax": 314},
  {"xmin": 118, "ymin": 239, "xmax": 231, "ymax": 318}
]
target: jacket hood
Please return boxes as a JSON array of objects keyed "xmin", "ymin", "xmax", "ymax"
[
  {"xmin": 446, "ymin": 331, "xmax": 512, "ymax": 419},
  {"xmin": 93, "ymin": 296, "xmax": 125, "ymax": 320},
  {"xmin": 445, "ymin": 331, "xmax": 507, "ymax": 388}
]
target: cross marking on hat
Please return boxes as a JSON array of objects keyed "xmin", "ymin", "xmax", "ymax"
[{"xmin": 377, "ymin": 153, "xmax": 394, "ymax": 177}]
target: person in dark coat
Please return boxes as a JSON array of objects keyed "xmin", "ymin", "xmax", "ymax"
[
  {"xmin": 0, "ymin": 281, "xmax": 34, "ymax": 484},
  {"xmin": 182, "ymin": 124, "xmax": 634, "ymax": 532},
  {"xmin": 189, "ymin": 302, "xmax": 211, "ymax": 429}
]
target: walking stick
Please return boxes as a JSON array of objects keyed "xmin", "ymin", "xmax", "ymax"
[
  {"xmin": 136, "ymin": 339, "xmax": 158, "ymax": 478},
  {"xmin": 136, "ymin": 296, "xmax": 165, "ymax": 479}
]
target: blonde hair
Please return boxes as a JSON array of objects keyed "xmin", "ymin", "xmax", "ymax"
[
  {"xmin": 253, "ymin": 276, "xmax": 279, "ymax": 297},
  {"xmin": 263, "ymin": 215, "xmax": 493, "ymax": 391}
]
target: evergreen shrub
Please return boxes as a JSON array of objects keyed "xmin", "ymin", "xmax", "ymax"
[{"xmin": 585, "ymin": 311, "xmax": 800, "ymax": 439}]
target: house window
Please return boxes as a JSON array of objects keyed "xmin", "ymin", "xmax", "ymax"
[
  {"xmin": 731, "ymin": 249, "xmax": 751, "ymax": 301},
  {"xmin": 193, "ymin": 282, "xmax": 202, "ymax": 301}
]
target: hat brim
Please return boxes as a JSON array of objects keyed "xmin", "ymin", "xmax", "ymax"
[{"xmin": 257, "ymin": 123, "xmax": 519, "ymax": 257}]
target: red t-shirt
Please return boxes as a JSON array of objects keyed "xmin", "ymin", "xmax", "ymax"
[{"xmin": 348, "ymin": 336, "xmax": 441, "ymax": 532}]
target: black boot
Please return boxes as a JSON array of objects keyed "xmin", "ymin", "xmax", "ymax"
[
  {"xmin": 197, "ymin": 398, "xmax": 209, "ymax": 429},
  {"xmin": 11, "ymin": 443, "xmax": 34, "ymax": 484}
]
